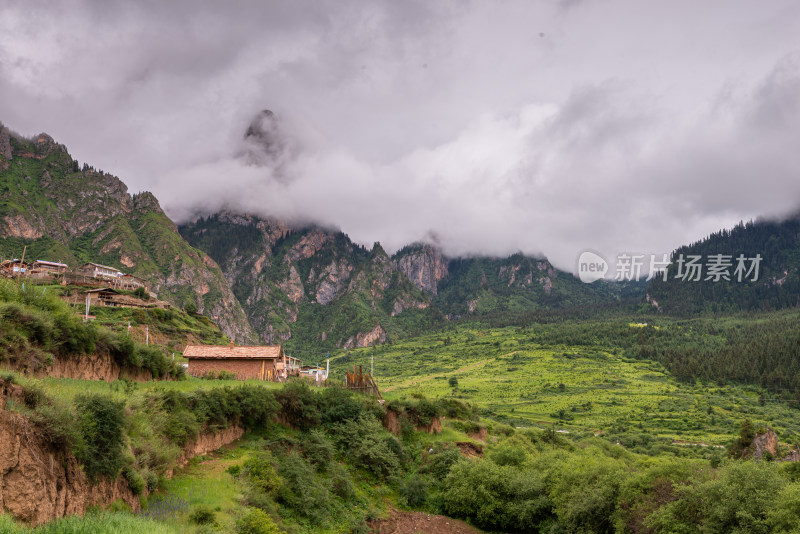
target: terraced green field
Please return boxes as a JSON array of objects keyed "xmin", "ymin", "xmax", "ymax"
[{"xmin": 330, "ymin": 324, "xmax": 800, "ymax": 447}]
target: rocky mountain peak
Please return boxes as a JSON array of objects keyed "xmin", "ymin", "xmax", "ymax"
[
  {"xmin": 392, "ymin": 243, "xmax": 449, "ymax": 296},
  {"xmin": 33, "ymin": 133, "xmax": 67, "ymax": 157},
  {"xmin": 132, "ymin": 191, "xmax": 163, "ymax": 213},
  {"xmin": 370, "ymin": 241, "xmax": 389, "ymax": 259},
  {"xmin": 241, "ymin": 109, "xmax": 292, "ymax": 168}
]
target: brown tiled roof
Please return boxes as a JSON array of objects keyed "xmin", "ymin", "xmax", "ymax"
[{"xmin": 183, "ymin": 345, "xmax": 283, "ymax": 360}]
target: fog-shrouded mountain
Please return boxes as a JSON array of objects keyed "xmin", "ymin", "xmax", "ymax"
[
  {"xmin": 1, "ymin": 118, "xmax": 644, "ymax": 352},
  {"xmin": 178, "ymin": 211, "xmax": 433, "ymax": 351},
  {"xmin": 0, "ymin": 121, "xmax": 256, "ymax": 343},
  {"xmin": 647, "ymin": 217, "xmax": 800, "ymax": 315},
  {"xmin": 179, "ymin": 212, "xmax": 643, "ymax": 352}
]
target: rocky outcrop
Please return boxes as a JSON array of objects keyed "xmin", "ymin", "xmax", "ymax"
[
  {"xmin": 279, "ymin": 264, "xmax": 305, "ymax": 304},
  {"xmin": 2, "ymin": 214, "xmax": 43, "ymax": 239},
  {"xmin": 391, "ymin": 295, "xmax": 429, "ymax": 316},
  {"xmin": 288, "ymin": 229, "xmax": 329, "ymax": 261},
  {"xmin": 343, "ymin": 324, "xmax": 386, "ymax": 349},
  {"xmin": 312, "ymin": 260, "xmax": 353, "ymax": 305},
  {"xmin": 393, "ymin": 244, "xmax": 449, "ymax": 295},
  {"xmin": 33, "ymin": 133, "xmax": 67, "ymax": 157},
  {"xmin": 751, "ymin": 428, "xmax": 778, "ymax": 460}
]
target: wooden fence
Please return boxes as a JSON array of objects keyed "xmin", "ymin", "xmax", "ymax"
[{"xmin": 343, "ymin": 365, "xmax": 382, "ymax": 399}]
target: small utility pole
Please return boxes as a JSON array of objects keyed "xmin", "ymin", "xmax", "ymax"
[
  {"xmin": 17, "ymin": 245, "xmax": 26, "ymax": 281},
  {"xmin": 145, "ymin": 325, "xmax": 149, "ymax": 345},
  {"xmin": 371, "ymin": 348, "xmax": 374, "ymax": 377},
  {"xmin": 127, "ymin": 321, "xmax": 131, "ymax": 336},
  {"xmin": 85, "ymin": 292, "xmax": 90, "ymax": 321}
]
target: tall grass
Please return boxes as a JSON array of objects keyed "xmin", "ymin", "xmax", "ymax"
[{"xmin": 0, "ymin": 513, "xmax": 177, "ymax": 534}]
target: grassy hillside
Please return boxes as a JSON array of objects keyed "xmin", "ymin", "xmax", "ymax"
[
  {"xmin": 332, "ymin": 317, "xmax": 800, "ymax": 448},
  {"xmin": 6, "ymin": 373, "xmax": 800, "ymax": 534},
  {"xmin": 2, "ymin": 293, "xmax": 800, "ymax": 533},
  {"xmin": 0, "ymin": 279, "xmax": 183, "ymax": 378},
  {"xmin": 0, "ymin": 128, "xmax": 255, "ymax": 342}
]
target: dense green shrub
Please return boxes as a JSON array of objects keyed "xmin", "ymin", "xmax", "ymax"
[
  {"xmin": 189, "ymin": 505, "xmax": 216, "ymax": 525},
  {"xmin": 421, "ymin": 449, "xmax": 463, "ymax": 482},
  {"xmin": 132, "ymin": 287, "xmax": 149, "ymax": 300},
  {"xmin": 273, "ymin": 380, "xmax": 320, "ymax": 431},
  {"xmin": 317, "ymin": 385, "xmax": 377, "ymax": 426},
  {"xmin": 74, "ymin": 394, "xmax": 126, "ymax": 480},
  {"xmin": 647, "ymin": 461, "xmax": 786, "ymax": 534},
  {"xmin": 28, "ymin": 399, "xmax": 82, "ymax": 450},
  {"xmin": 235, "ymin": 507, "xmax": 281, "ymax": 534},
  {"xmin": 329, "ymin": 463, "xmax": 356, "ymax": 500},
  {"xmin": 122, "ymin": 465, "xmax": 146, "ymax": 495},
  {"xmin": 442, "ymin": 457, "xmax": 552, "ymax": 531},
  {"xmin": 331, "ymin": 416, "xmax": 403, "ymax": 479},
  {"xmin": 162, "ymin": 408, "xmax": 200, "ymax": 446},
  {"xmin": 188, "ymin": 387, "xmax": 236, "ymax": 429},
  {"xmin": 243, "ymin": 453, "xmax": 283, "ymax": 495},
  {"xmin": 303, "ymin": 429, "xmax": 335, "ymax": 470},
  {"xmin": 548, "ymin": 452, "xmax": 627, "ymax": 533},
  {"xmin": 231, "ymin": 386, "xmax": 280, "ymax": 428},
  {"xmin": 275, "ymin": 451, "xmax": 330, "ymax": 523},
  {"xmin": 399, "ymin": 475, "xmax": 429, "ymax": 507}
]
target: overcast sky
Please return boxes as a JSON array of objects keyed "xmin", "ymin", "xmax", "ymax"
[{"xmin": 2, "ymin": 0, "xmax": 800, "ymax": 272}]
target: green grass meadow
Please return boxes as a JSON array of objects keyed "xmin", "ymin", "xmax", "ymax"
[{"xmin": 331, "ymin": 324, "xmax": 800, "ymax": 447}]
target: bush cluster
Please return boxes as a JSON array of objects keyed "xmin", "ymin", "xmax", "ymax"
[{"xmin": 0, "ymin": 280, "xmax": 182, "ymax": 378}]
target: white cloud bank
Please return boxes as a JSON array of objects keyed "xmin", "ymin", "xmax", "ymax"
[{"xmin": 1, "ymin": 0, "xmax": 800, "ymax": 270}]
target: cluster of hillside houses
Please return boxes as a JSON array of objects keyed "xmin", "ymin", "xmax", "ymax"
[
  {"xmin": 1, "ymin": 259, "xmax": 148, "ymax": 291},
  {"xmin": 3, "ymin": 257, "xmax": 334, "ymax": 385}
]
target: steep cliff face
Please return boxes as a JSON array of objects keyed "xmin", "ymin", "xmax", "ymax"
[
  {"xmin": 0, "ymin": 124, "xmax": 255, "ymax": 343},
  {"xmin": 180, "ymin": 213, "xmax": 432, "ymax": 350},
  {"xmin": 393, "ymin": 243, "xmax": 449, "ymax": 296}
]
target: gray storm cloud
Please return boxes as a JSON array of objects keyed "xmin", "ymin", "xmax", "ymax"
[{"xmin": 1, "ymin": 0, "xmax": 800, "ymax": 271}]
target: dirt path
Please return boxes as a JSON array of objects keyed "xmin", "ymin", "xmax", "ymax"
[
  {"xmin": 383, "ymin": 358, "xmax": 494, "ymax": 392},
  {"xmin": 370, "ymin": 509, "xmax": 482, "ymax": 534}
]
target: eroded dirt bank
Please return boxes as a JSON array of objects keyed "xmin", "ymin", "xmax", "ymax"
[{"xmin": 0, "ymin": 383, "xmax": 243, "ymax": 525}]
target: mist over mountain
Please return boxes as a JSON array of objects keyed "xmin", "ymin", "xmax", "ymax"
[{"xmin": 3, "ymin": 1, "xmax": 800, "ymax": 272}]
